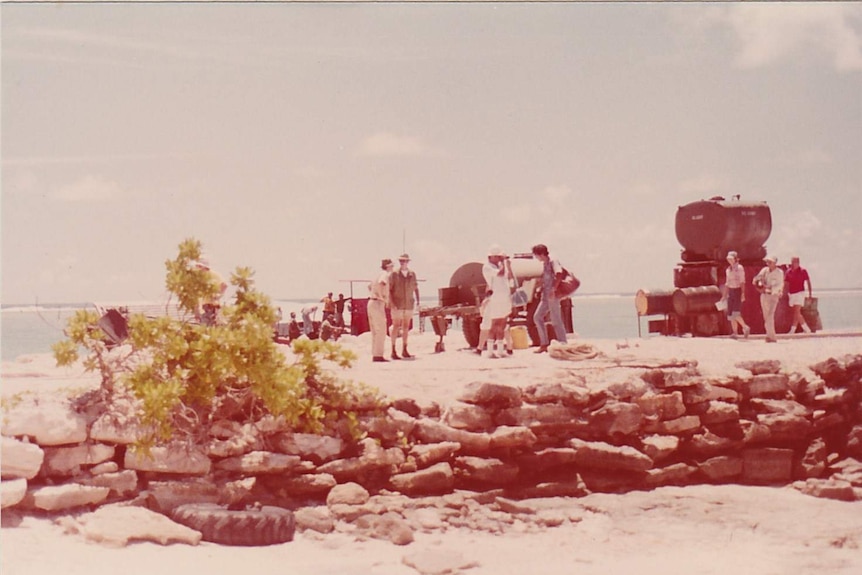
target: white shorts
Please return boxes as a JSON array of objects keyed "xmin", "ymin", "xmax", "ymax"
[{"xmin": 788, "ymin": 292, "xmax": 805, "ymax": 307}]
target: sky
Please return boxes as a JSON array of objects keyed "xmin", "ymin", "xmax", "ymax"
[{"xmin": 2, "ymin": 2, "xmax": 861, "ymax": 305}]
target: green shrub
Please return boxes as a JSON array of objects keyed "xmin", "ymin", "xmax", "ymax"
[{"xmin": 54, "ymin": 238, "xmax": 384, "ymax": 446}]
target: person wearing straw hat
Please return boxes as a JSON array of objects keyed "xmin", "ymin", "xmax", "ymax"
[
  {"xmin": 722, "ymin": 251, "xmax": 751, "ymax": 339},
  {"xmin": 389, "ymin": 253, "xmax": 420, "ymax": 359},
  {"xmin": 481, "ymin": 244, "xmax": 515, "ymax": 358},
  {"xmin": 753, "ymin": 255, "xmax": 784, "ymax": 343}
]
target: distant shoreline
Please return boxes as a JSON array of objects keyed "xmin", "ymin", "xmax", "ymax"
[{"xmin": 5, "ymin": 287, "xmax": 862, "ymax": 313}]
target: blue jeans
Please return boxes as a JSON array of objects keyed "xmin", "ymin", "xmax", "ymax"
[{"xmin": 533, "ymin": 295, "xmax": 568, "ymax": 346}]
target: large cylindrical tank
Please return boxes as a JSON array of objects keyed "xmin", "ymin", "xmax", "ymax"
[{"xmin": 675, "ymin": 198, "xmax": 771, "ymax": 262}]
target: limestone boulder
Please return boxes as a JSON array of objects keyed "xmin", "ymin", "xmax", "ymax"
[
  {"xmin": 23, "ymin": 484, "xmax": 110, "ymax": 511},
  {"xmin": 589, "ymin": 402, "xmax": 643, "ymax": 437},
  {"xmin": 746, "ymin": 374, "xmax": 790, "ymax": 398},
  {"xmin": 697, "ymin": 401, "xmax": 740, "ymax": 425},
  {"xmin": 1, "ymin": 478, "xmax": 28, "ymax": 509},
  {"xmin": 389, "ymin": 462, "xmax": 455, "ymax": 495},
  {"xmin": 1, "ymin": 436, "xmax": 44, "ymax": 479},
  {"xmin": 413, "ymin": 419, "xmax": 491, "ymax": 455},
  {"xmin": 294, "ymin": 506, "xmax": 335, "ymax": 533},
  {"xmin": 458, "ymin": 381, "xmax": 522, "ymax": 409},
  {"xmin": 58, "ymin": 505, "xmax": 202, "ymax": 547},
  {"xmin": 489, "ymin": 426, "xmax": 537, "ymax": 450},
  {"xmin": 454, "ymin": 456, "xmax": 519, "ymax": 485},
  {"xmin": 41, "ymin": 443, "xmax": 115, "ymax": 477},
  {"xmin": 644, "ymin": 463, "xmax": 697, "ymax": 487},
  {"xmin": 326, "ymin": 481, "xmax": 370, "ymax": 506},
  {"xmin": 273, "ymin": 432, "xmax": 344, "ymax": 464},
  {"xmin": 522, "ymin": 381, "xmax": 590, "ymax": 406},
  {"xmin": 408, "ymin": 442, "xmax": 461, "ymax": 469},
  {"xmin": 2, "ymin": 399, "xmax": 88, "ymax": 446},
  {"xmin": 262, "ymin": 473, "xmax": 337, "ymax": 498},
  {"xmin": 442, "ymin": 404, "xmax": 494, "ymax": 432},
  {"xmin": 569, "ymin": 438, "xmax": 653, "ymax": 472},
  {"xmin": 636, "ymin": 391, "xmax": 686, "ymax": 421},
  {"xmin": 735, "ymin": 359, "xmax": 781, "ymax": 375},
  {"xmin": 640, "ymin": 435, "xmax": 679, "ymax": 463}
]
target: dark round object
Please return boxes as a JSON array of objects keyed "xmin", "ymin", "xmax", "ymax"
[
  {"xmin": 462, "ymin": 314, "xmax": 481, "ymax": 348},
  {"xmin": 675, "ymin": 199, "xmax": 771, "ymax": 261},
  {"xmin": 172, "ymin": 503, "xmax": 296, "ymax": 546},
  {"xmin": 449, "ymin": 262, "xmax": 485, "ymax": 306}
]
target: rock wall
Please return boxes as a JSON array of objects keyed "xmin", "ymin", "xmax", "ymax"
[{"xmin": 3, "ymin": 354, "xmax": 861, "ymax": 542}]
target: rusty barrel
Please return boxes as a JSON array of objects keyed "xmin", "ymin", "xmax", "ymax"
[
  {"xmin": 635, "ymin": 289, "xmax": 675, "ymax": 316},
  {"xmin": 672, "ymin": 285, "xmax": 722, "ymax": 315}
]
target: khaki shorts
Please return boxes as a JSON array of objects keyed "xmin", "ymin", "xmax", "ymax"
[
  {"xmin": 391, "ymin": 309, "xmax": 413, "ymax": 322},
  {"xmin": 788, "ymin": 292, "xmax": 805, "ymax": 307}
]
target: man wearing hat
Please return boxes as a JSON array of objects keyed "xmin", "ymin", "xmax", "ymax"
[
  {"xmin": 722, "ymin": 251, "xmax": 751, "ymax": 339},
  {"xmin": 389, "ymin": 253, "xmax": 420, "ymax": 359},
  {"xmin": 753, "ymin": 255, "xmax": 784, "ymax": 343},
  {"xmin": 368, "ymin": 258, "xmax": 394, "ymax": 362}
]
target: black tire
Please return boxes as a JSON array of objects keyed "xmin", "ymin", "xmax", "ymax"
[
  {"xmin": 172, "ymin": 503, "xmax": 296, "ymax": 546},
  {"xmin": 462, "ymin": 314, "xmax": 481, "ymax": 348}
]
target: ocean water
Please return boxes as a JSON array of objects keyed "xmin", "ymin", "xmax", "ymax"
[{"xmin": 3, "ymin": 291, "xmax": 861, "ymax": 362}]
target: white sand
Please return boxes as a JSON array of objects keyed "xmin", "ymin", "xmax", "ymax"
[{"xmin": 3, "ymin": 330, "xmax": 862, "ymax": 575}]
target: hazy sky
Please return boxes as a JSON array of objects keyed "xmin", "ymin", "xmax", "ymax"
[{"xmin": 2, "ymin": 2, "xmax": 860, "ymax": 305}]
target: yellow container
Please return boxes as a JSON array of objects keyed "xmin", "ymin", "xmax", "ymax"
[{"xmin": 510, "ymin": 325, "xmax": 529, "ymax": 350}]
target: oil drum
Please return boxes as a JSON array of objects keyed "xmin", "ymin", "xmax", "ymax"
[
  {"xmin": 672, "ymin": 286, "xmax": 722, "ymax": 316},
  {"xmin": 635, "ymin": 289, "xmax": 674, "ymax": 316}
]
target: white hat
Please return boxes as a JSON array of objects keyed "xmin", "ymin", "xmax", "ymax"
[
  {"xmin": 764, "ymin": 255, "xmax": 777, "ymax": 263},
  {"xmin": 488, "ymin": 244, "xmax": 506, "ymax": 257},
  {"xmin": 726, "ymin": 251, "xmax": 738, "ymax": 260}
]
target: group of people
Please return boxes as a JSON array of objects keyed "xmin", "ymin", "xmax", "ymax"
[
  {"xmin": 366, "ymin": 244, "xmax": 574, "ymax": 362},
  {"xmin": 368, "ymin": 254, "xmax": 420, "ymax": 362},
  {"xmin": 722, "ymin": 252, "xmax": 813, "ymax": 343}
]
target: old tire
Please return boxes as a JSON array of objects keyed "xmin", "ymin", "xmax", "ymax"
[{"xmin": 172, "ymin": 503, "xmax": 295, "ymax": 546}]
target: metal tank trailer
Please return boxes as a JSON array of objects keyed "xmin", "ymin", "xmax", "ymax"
[
  {"xmin": 420, "ymin": 254, "xmax": 574, "ymax": 351},
  {"xmin": 636, "ymin": 196, "xmax": 797, "ymax": 337}
]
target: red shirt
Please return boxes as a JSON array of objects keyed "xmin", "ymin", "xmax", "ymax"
[{"xmin": 785, "ymin": 267, "xmax": 810, "ymax": 294}]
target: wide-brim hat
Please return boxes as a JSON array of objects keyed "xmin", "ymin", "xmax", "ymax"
[
  {"xmin": 726, "ymin": 251, "xmax": 738, "ymax": 260},
  {"xmin": 764, "ymin": 255, "xmax": 777, "ymax": 263},
  {"xmin": 398, "ymin": 253, "xmax": 411, "ymax": 261},
  {"xmin": 488, "ymin": 244, "xmax": 506, "ymax": 257},
  {"xmin": 381, "ymin": 258, "xmax": 393, "ymax": 268}
]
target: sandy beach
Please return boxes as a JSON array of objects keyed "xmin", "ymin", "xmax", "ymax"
[{"xmin": 3, "ymin": 330, "xmax": 862, "ymax": 575}]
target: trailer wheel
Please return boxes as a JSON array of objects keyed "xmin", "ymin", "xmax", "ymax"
[
  {"xmin": 462, "ymin": 314, "xmax": 481, "ymax": 348},
  {"xmin": 172, "ymin": 503, "xmax": 295, "ymax": 546}
]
